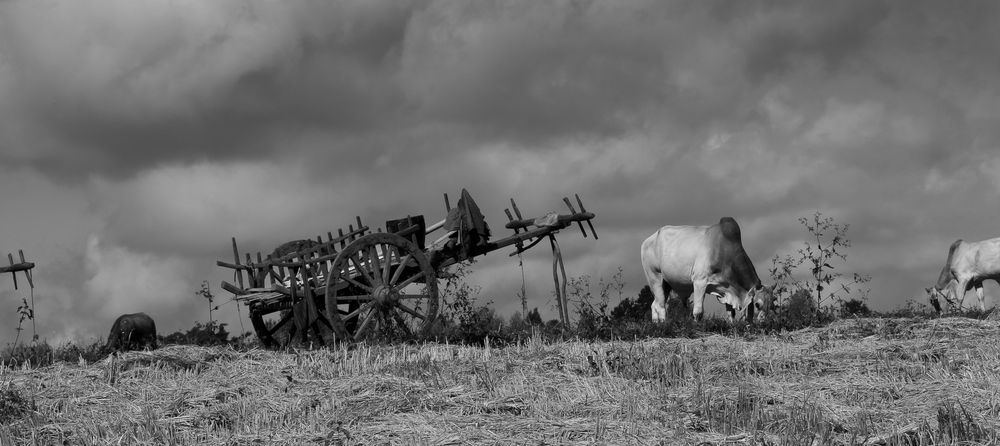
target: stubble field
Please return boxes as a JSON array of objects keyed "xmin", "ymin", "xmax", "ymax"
[{"xmin": 2, "ymin": 316, "xmax": 999, "ymax": 445}]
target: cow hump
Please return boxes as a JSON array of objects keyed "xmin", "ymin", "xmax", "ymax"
[
  {"xmin": 947, "ymin": 239, "xmax": 963, "ymax": 263},
  {"xmin": 718, "ymin": 217, "xmax": 742, "ymax": 243}
]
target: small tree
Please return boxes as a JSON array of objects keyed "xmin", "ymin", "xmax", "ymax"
[
  {"xmin": 799, "ymin": 212, "xmax": 849, "ymax": 308},
  {"xmin": 195, "ymin": 280, "xmax": 218, "ymax": 323},
  {"xmin": 769, "ymin": 211, "xmax": 871, "ymax": 322},
  {"xmin": 13, "ymin": 297, "xmax": 37, "ymax": 345}
]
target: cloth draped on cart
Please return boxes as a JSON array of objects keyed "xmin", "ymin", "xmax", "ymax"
[{"xmin": 444, "ymin": 188, "xmax": 491, "ymax": 252}]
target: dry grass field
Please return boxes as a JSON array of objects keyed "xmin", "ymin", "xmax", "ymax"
[{"xmin": 2, "ymin": 316, "xmax": 1000, "ymax": 445}]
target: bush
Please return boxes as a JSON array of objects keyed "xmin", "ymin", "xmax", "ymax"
[
  {"xmin": 51, "ymin": 340, "xmax": 106, "ymax": 363},
  {"xmin": 1, "ymin": 339, "xmax": 107, "ymax": 368},
  {"xmin": 526, "ymin": 308, "xmax": 543, "ymax": 325},
  {"xmin": 611, "ymin": 286, "xmax": 654, "ymax": 322},
  {"xmin": 755, "ymin": 288, "xmax": 834, "ymax": 332},
  {"xmin": 419, "ymin": 263, "xmax": 509, "ymax": 345},
  {"xmin": 838, "ymin": 298, "xmax": 871, "ymax": 318},
  {"xmin": 785, "ymin": 289, "xmax": 818, "ymax": 323},
  {"xmin": 1, "ymin": 342, "xmax": 53, "ymax": 368},
  {"xmin": 160, "ymin": 321, "xmax": 231, "ymax": 346}
]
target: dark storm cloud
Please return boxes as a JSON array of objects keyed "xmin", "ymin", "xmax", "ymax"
[
  {"xmin": 2, "ymin": 0, "xmax": 997, "ymax": 181},
  {"xmin": 739, "ymin": 2, "xmax": 891, "ymax": 82},
  {"xmin": 0, "ymin": 1, "xmax": 414, "ymax": 178},
  {"xmin": 397, "ymin": 1, "xmax": 678, "ymax": 142}
]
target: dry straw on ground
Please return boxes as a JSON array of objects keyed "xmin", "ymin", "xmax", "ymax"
[{"xmin": 2, "ymin": 317, "xmax": 999, "ymax": 445}]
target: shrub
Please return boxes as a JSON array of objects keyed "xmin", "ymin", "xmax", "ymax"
[
  {"xmin": 570, "ymin": 268, "xmax": 626, "ymax": 339},
  {"xmin": 160, "ymin": 320, "xmax": 231, "ymax": 346},
  {"xmin": 526, "ymin": 308, "xmax": 543, "ymax": 325},
  {"xmin": 51, "ymin": 340, "xmax": 106, "ymax": 363},
  {"xmin": 420, "ymin": 263, "xmax": 508, "ymax": 345},
  {"xmin": 611, "ymin": 285, "xmax": 654, "ymax": 322},
  {"xmin": 0, "ymin": 342, "xmax": 52, "ymax": 368},
  {"xmin": 838, "ymin": 298, "xmax": 871, "ymax": 318},
  {"xmin": 755, "ymin": 288, "xmax": 834, "ymax": 332}
]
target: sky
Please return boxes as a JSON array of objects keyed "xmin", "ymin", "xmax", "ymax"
[{"xmin": 2, "ymin": 0, "xmax": 1000, "ymax": 344}]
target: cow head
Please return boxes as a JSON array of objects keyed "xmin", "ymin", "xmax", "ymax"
[
  {"xmin": 705, "ymin": 284, "xmax": 743, "ymax": 321},
  {"xmin": 707, "ymin": 283, "xmax": 776, "ymax": 322},
  {"xmin": 925, "ymin": 284, "xmax": 957, "ymax": 313},
  {"xmin": 743, "ymin": 284, "xmax": 776, "ymax": 322}
]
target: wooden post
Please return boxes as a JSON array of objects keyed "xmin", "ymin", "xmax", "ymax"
[
  {"xmin": 504, "ymin": 209, "xmax": 520, "ymax": 235},
  {"xmin": 254, "ymin": 251, "xmax": 270, "ymax": 288},
  {"xmin": 549, "ymin": 235, "xmax": 569, "ymax": 325},
  {"xmin": 562, "ymin": 197, "xmax": 588, "ymax": 238},
  {"xmin": 8, "ymin": 253, "xmax": 18, "ymax": 290},
  {"xmin": 18, "ymin": 250, "xmax": 33, "ymax": 288},
  {"xmin": 510, "ymin": 198, "xmax": 523, "ymax": 219},
  {"xmin": 576, "ymin": 194, "xmax": 598, "ymax": 239},
  {"xmin": 300, "ymin": 252, "xmax": 319, "ymax": 330},
  {"xmin": 231, "ymin": 238, "xmax": 244, "ymax": 290}
]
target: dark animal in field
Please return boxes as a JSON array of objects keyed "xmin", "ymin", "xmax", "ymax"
[
  {"xmin": 641, "ymin": 217, "xmax": 773, "ymax": 322},
  {"xmin": 926, "ymin": 238, "xmax": 1000, "ymax": 312},
  {"xmin": 105, "ymin": 312, "xmax": 158, "ymax": 351}
]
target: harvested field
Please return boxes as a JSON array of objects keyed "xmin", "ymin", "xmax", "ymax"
[{"xmin": 2, "ymin": 317, "xmax": 999, "ymax": 445}]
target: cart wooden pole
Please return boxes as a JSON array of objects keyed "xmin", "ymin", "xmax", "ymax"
[{"xmin": 549, "ymin": 235, "xmax": 569, "ymax": 325}]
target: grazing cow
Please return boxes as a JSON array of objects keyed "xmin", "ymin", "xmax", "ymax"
[
  {"xmin": 641, "ymin": 217, "xmax": 772, "ymax": 322},
  {"xmin": 926, "ymin": 238, "xmax": 1000, "ymax": 312},
  {"xmin": 106, "ymin": 313, "xmax": 158, "ymax": 352}
]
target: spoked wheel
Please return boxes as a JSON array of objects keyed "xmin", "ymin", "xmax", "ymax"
[{"xmin": 325, "ymin": 233, "xmax": 439, "ymax": 342}]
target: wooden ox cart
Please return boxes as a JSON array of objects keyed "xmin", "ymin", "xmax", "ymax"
[{"xmin": 217, "ymin": 189, "xmax": 596, "ymax": 346}]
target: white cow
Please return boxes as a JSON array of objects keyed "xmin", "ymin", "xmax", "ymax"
[
  {"xmin": 641, "ymin": 217, "xmax": 771, "ymax": 322},
  {"xmin": 926, "ymin": 238, "xmax": 1000, "ymax": 312}
]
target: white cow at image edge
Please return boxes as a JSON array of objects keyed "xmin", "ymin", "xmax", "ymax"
[
  {"xmin": 926, "ymin": 237, "xmax": 1000, "ymax": 312},
  {"xmin": 640, "ymin": 217, "xmax": 772, "ymax": 322}
]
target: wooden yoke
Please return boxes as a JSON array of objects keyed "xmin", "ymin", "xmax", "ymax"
[
  {"xmin": 2, "ymin": 250, "xmax": 35, "ymax": 290},
  {"xmin": 500, "ymin": 194, "xmax": 598, "ymax": 325}
]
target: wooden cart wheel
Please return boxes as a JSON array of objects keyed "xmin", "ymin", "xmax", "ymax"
[
  {"xmin": 247, "ymin": 301, "xmax": 294, "ymax": 348},
  {"xmin": 325, "ymin": 233, "xmax": 439, "ymax": 341}
]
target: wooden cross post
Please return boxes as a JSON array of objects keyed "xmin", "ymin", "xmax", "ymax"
[
  {"xmin": 2, "ymin": 251, "xmax": 35, "ymax": 290},
  {"xmin": 549, "ymin": 235, "xmax": 569, "ymax": 325}
]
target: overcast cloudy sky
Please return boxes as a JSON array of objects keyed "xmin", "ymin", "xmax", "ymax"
[{"xmin": 2, "ymin": 0, "xmax": 999, "ymax": 343}]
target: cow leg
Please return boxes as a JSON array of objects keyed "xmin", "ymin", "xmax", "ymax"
[
  {"xmin": 650, "ymin": 283, "xmax": 668, "ymax": 322},
  {"xmin": 975, "ymin": 282, "xmax": 987, "ymax": 311},
  {"xmin": 691, "ymin": 280, "xmax": 708, "ymax": 321},
  {"xmin": 645, "ymin": 270, "xmax": 668, "ymax": 322},
  {"xmin": 953, "ymin": 278, "xmax": 970, "ymax": 311}
]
